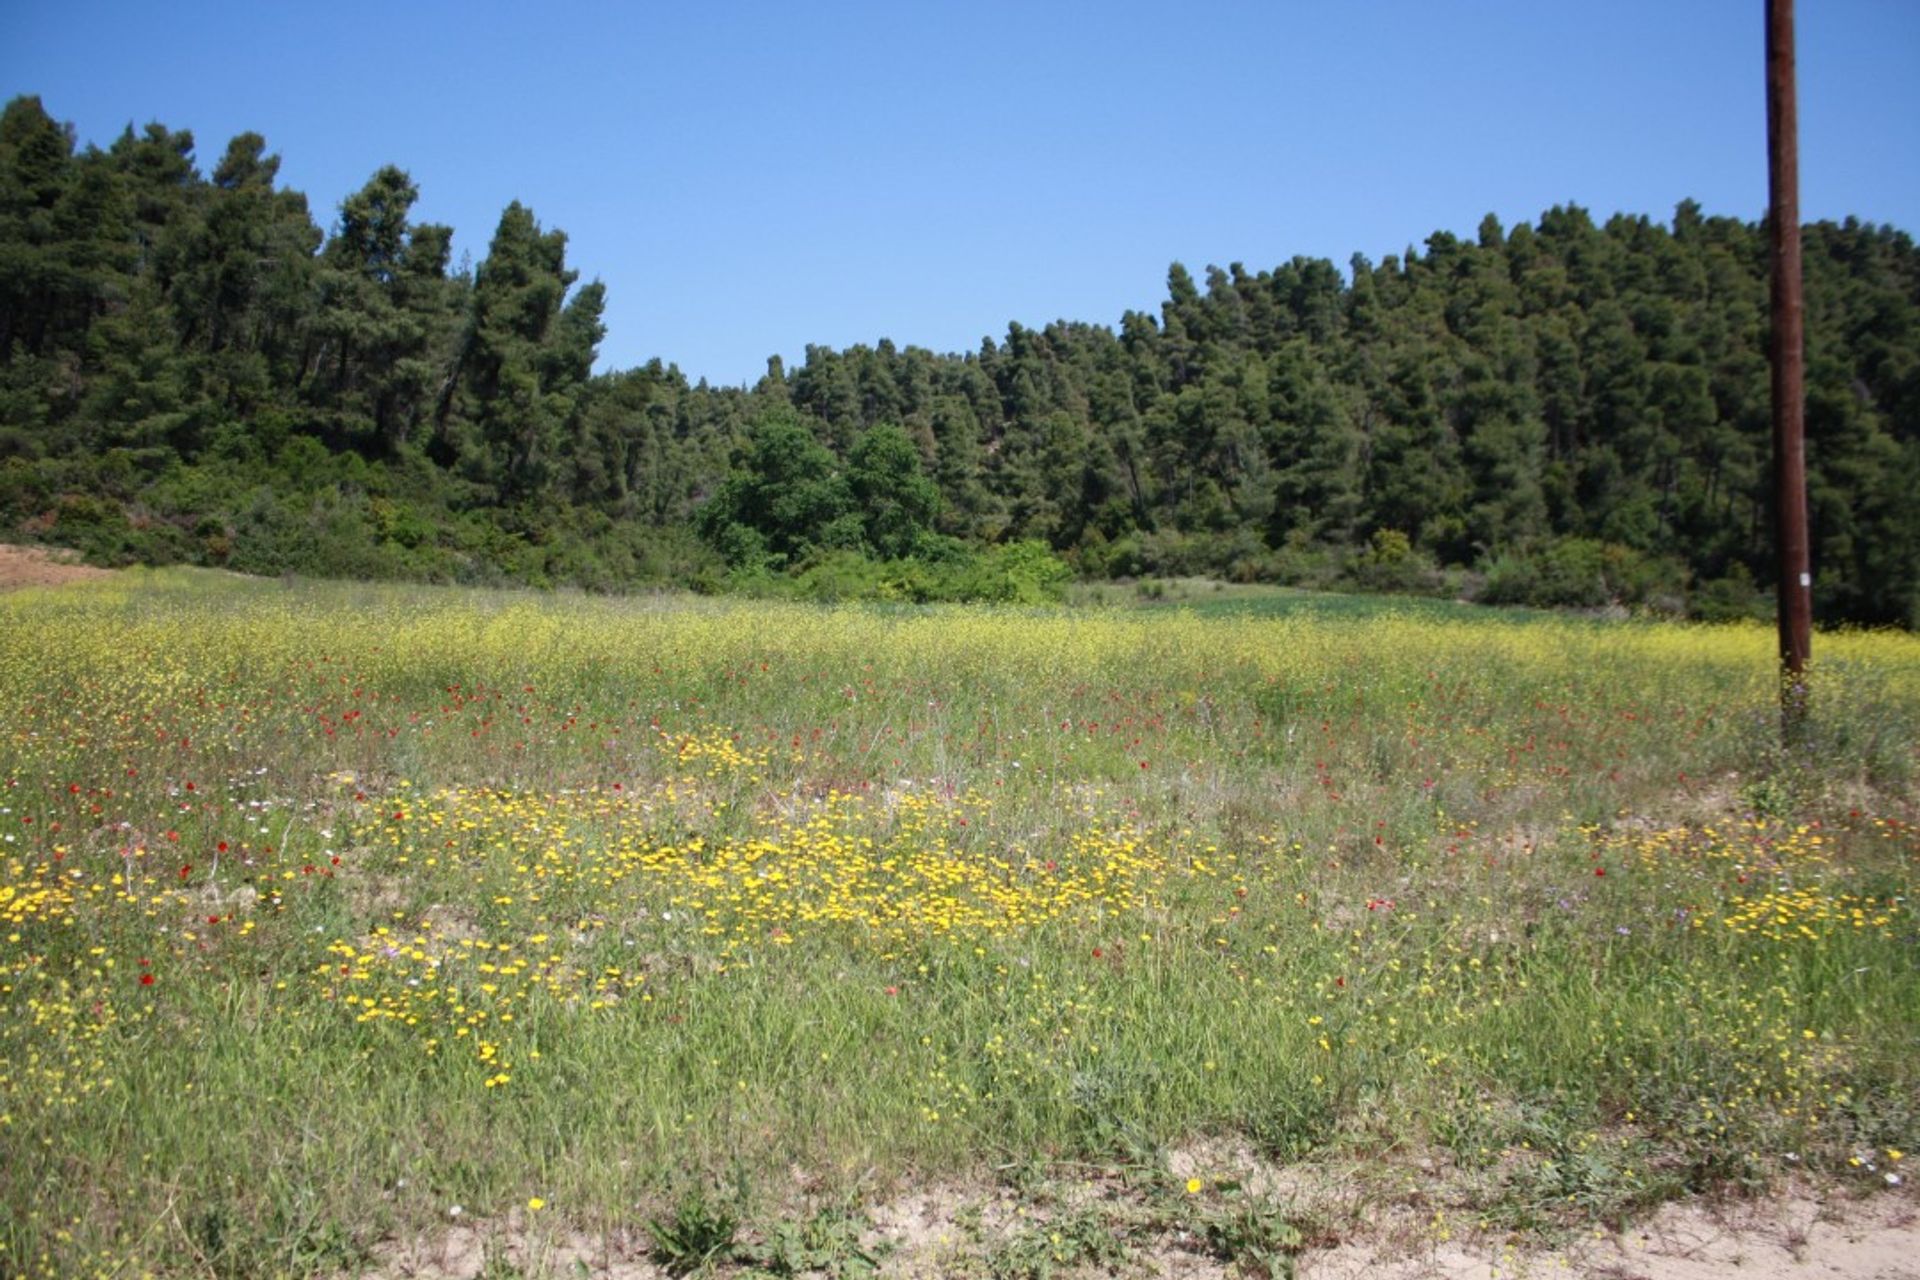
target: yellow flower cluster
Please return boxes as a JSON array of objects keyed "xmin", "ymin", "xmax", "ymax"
[
  {"xmin": 357, "ymin": 779, "xmax": 1177, "ymax": 955},
  {"xmin": 1720, "ymin": 888, "xmax": 1896, "ymax": 943}
]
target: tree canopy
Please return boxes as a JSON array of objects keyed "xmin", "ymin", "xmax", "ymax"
[{"xmin": 3, "ymin": 96, "xmax": 1918, "ymax": 624}]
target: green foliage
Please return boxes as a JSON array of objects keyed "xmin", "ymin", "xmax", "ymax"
[
  {"xmin": 1477, "ymin": 538, "xmax": 1687, "ymax": 611},
  {"xmin": 648, "ymin": 1182, "xmax": 741, "ymax": 1277},
  {"xmin": 847, "ymin": 423, "xmax": 941, "ymax": 558},
  {"xmin": 1198, "ymin": 1195, "xmax": 1305, "ymax": 1279},
  {"xmin": 951, "ymin": 539, "xmax": 1075, "ymax": 604},
  {"xmin": 694, "ymin": 411, "xmax": 1064, "ymax": 601},
  {"xmin": 697, "ymin": 416, "xmax": 945, "ymax": 571},
  {"xmin": 779, "ymin": 541, "xmax": 1072, "ymax": 605},
  {"xmin": 3, "ymin": 91, "xmax": 1919, "ymax": 625},
  {"xmin": 741, "ymin": 1206, "xmax": 884, "ymax": 1278},
  {"xmin": 983, "ymin": 1207, "xmax": 1131, "ymax": 1280},
  {"xmin": 698, "ymin": 414, "xmax": 853, "ymax": 568},
  {"xmin": 181, "ymin": 1194, "xmax": 368, "ymax": 1280},
  {"xmin": 1691, "ymin": 563, "xmax": 1768, "ymax": 623},
  {"xmin": 1481, "ymin": 1106, "xmax": 1683, "ymax": 1232},
  {"xmin": 1349, "ymin": 527, "xmax": 1446, "ymax": 596}
]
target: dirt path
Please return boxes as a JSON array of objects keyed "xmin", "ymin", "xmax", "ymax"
[{"xmin": 0, "ymin": 543, "xmax": 115, "ymax": 590}]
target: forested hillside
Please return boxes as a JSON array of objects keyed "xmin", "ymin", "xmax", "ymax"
[{"xmin": 3, "ymin": 95, "xmax": 1917, "ymax": 622}]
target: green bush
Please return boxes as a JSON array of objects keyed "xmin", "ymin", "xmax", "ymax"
[
  {"xmin": 1477, "ymin": 538, "xmax": 1688, "ymax": 611},
  {"xmin": 949, "ymin": 540, "xmax": 1073, "ymax": 604},
  {"xmin": 1691, "ymin": 563, "xmax": 1768, "ymax": 623},
  {"xmin": 1349, "ymin": 528, "xmax": 1447, "ymax": 595}
]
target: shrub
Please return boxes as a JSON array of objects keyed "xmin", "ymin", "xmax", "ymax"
[
  {"xmin": 1692, "ymin": 563, "xmax": 1768, "ymax": 623},
  {"xmin": 949, "ymin": 540, "xmax": 1073, "ymax": 604},
  {"xmin": 1478, "ymin": 539, "xmax": 1689, "ymax": 611},
  {"xmin": 1349, "ymin": 528, "xmax": 1446, "ymax": 595}
]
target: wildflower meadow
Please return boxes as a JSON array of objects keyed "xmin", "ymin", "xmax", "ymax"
[{"xmin": 1, "ymin": 572, "xmax": 1915, "ymax": 1277}]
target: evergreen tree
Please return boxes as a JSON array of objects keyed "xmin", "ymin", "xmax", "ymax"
[{"xmin": 4, "ymin": 95, "xmax": 1920, "ymax": 622}]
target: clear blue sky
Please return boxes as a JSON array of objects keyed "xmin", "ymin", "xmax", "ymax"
[{"xmin": 5, "ymin": 1, "xmax": 1917, "ymax": 387}]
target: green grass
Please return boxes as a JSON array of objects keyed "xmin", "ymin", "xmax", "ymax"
[
  {"xmin": 1071, "ymin": 575, "xmax": 1553, "ymax": 624},
  {"xmin": 1, "ymin": 570, "xmax": 1916, "ymax": 1276}
]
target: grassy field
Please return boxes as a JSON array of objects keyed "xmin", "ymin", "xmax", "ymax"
[{"xmin": 2, "ymin": 571, "xmax": 1916, "ymax": 1278}]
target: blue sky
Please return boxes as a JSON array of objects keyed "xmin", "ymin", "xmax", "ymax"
[{"xmin": 4, "ymin": 1, "xmax": 1917, "ymax": 386}]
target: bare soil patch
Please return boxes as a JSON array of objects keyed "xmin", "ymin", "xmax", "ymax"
[
  {"xmin": 1302, "ymin": 1186, "xmax": 1920, "ymax": 1279},
  {"xmin": 343, "ymin": 1182, "xmax": 1916, "ymax": 1279},
  {"xmin": 0, "ymin": 542, "xmax": 115, "ymax": 590}
]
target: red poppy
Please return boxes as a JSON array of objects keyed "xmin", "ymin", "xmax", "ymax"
[{"xmin": 140, "ymin": 974, "xmax": 155, "ymax": 986}]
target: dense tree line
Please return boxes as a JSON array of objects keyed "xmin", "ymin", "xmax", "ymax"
[{"xmin": 3, "ymin": 96, "xmax": 1917, "ymax": 622}]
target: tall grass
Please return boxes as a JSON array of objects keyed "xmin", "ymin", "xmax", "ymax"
[{"xmin": 1, "ymin": 570, "xmax": 1916, "ymax": 1276}]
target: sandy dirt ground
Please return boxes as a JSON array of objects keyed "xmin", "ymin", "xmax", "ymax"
[
  {"xmin": 347, "ymin": 1184, "xmax": 1917, "ymax": 1279},
  {"xmin": 1299, "ymin": 1189, "xmax": 1920, "ymax": 1279},
  {"xmin": 0, "ymin": 543, "xmax": 115, "ymax": 590}
]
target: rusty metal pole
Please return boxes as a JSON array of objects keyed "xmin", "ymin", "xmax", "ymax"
[{"xmin": 1767, "ymin": 0, "xmax": 1812, "ymax": 738}]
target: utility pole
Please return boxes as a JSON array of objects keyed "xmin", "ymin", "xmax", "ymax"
[{"xmin": 1767, "ymin": 0, "xmax": 1812, "ymax": 737}]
